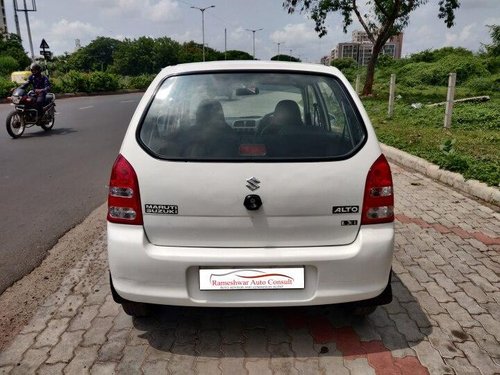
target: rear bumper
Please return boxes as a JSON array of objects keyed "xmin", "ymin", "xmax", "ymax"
[{"xmin": 107, "ymin": 222, "xmax": 394, "ymax": 307}]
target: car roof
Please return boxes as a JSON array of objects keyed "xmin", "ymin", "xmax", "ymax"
[{"xmin": 159, "ymin": 60, "xmax": 342, "ymax": 78}]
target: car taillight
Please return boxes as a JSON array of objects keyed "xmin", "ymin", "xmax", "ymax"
[
  {"xmin": 361, "ymin": 154, "xmax": 394, "ymax": 225},
  {"xmin": 107, "ymin": 154, "xmax": 143, "ymax": 225}
]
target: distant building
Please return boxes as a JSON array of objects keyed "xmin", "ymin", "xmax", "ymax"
[
  {"xmin": 352, "ymin": 30, "xmax": 372, "ymax": 44},
  {"xmin": 0, "ymin": 0, "xmax": 7, "ymax": 34},
  {"xmin": 330, "ymin": 30, "xmax": 403, "ymax": 66},
  {"xmin": 320, "ymin": 55, "xmax": 331, "ymax": 66}
]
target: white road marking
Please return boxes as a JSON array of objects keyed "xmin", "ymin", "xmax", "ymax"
[
  {"xmin": 79, "ymin": 106, "xmax": 94, "ymax": 110},
  {"xmin": 120, "ymin": 100, "xmax": 136, "ymax": 103}
]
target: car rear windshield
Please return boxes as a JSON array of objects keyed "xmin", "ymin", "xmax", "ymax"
[{"xmin": 138, "ymin": 71, "xmax": 366, "ymax": 161}]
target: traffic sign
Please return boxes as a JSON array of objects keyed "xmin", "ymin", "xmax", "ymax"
[
  {"xmin": 40, "ymin": 50, "xmax": 52, "ymax": 59},
  {"xmin": 40, "ymin": 39, "xmax": 50, "ymax": 49}
]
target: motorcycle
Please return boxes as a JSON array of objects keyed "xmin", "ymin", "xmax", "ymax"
[{"xmin": 6, "ymin": 87, "xmax": 56, "ymax": 138}]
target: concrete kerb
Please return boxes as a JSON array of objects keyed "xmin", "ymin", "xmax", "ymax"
[{"xmin": 381, "ymin": 144, "xmax": 500, "ymax": 209}]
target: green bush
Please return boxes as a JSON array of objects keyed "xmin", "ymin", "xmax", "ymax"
[
  {"xmin": 60, "ymin": 70, "xmax": 89, "ymax": 93},
  {"xmin": 438, "ymin": 54, "xmax": 490, "ymax": 84},
  {"xmin": 331, "ymin": 58, "xmax": 359, "ymax": 82},
  {"xmin": 484, "ymin": 56, "xmax": 500, "ymax": 74},
  {"xmin": 0, "ymin": 77, "xmax": 15, "ymax": 97},
  {"xmin": 397, "ymin": 62, "xmax": 440, "ymax": 86},
  {"xmin": 126, "ymin": 74, "xmax": 154, "ymax": 90},
  {"xmin": 465, "ymin": 77, "xmax": 497, "ymax": 95},
  {"xmin": 408, "ymin": 49, "xmax": 436, "ymax": 63},
  {"xmin": 408, "ymin": 47, "xmax": 473, "ymax": 63},
  {"xmin": 397, "ymin": 54, "xmax": 490, "ymax": 87},
  {"xmin": 436, "ymin": 153, "xmax": 469, "ymax": 174},
  {"xmin": 464, "ymin": 161, "xmax": 499, "ymax": 187},
  {"xmin": 0, "ymin": 55, "xmax": 20, "ymax": 77},
  {"xmin": 331, "ymin": 57, "xmax": 358, "ymax": 71},
  {"xmin": 58, "ymin": 71, "xmax": 121, "ymax": 93},
  {"xmin": 87, "ymin": 71, "xmax": 120, "ymax": 92},
  {"xmin": 48, "ymin": 77, "xmax": 63, "ymax": 94},
  {"xmin": 376, "ymin": 54, "xmax": 398, "ymax": 69}
]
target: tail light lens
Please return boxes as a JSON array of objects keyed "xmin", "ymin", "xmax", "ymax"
[
  {"xmin": 107, "ymin": 154, "xmax": 143, "ymax": 225},
  {"xmin": 361, "ymin": 154, "xmax": 394, "ymax": 225}
]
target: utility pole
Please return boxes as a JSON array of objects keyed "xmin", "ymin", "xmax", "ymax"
[
  {"xmin": 15, "ymin": 0, "xmax": 37, "ymax": 61},
  {"xmin": 191, "ymin": 5, "xmax": 215, "ymax": 62},
  {"xmin": 245, "ymin": 28, "xmax": 263, "ymax": 60},
  {"xmin": 12, "ymin": 0, "xmax": 21, "ymax": 38}
]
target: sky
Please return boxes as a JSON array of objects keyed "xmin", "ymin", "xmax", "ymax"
[{"xmin": 5, "ymin": 0, "xmax": 500, "ymax": 63}]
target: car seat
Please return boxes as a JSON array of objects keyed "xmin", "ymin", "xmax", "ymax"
[{"xmin": 260, "ymin": 99, "xmax": 303, "ymax": 135}]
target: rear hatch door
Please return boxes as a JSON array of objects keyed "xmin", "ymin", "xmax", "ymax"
[{"xmin": 137, "ymin": 158, "xmax": 367, "ymax": 247}]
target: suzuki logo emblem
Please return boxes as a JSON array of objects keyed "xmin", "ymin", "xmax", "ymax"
[{"xmin": 246, "ymin": 177, "xmax": 261, "ymax": 191}]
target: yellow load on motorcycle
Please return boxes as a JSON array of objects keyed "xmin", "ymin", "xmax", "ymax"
[{"xmin": 11, "ymin": 71, "xmax": 31, "ymax": 84}]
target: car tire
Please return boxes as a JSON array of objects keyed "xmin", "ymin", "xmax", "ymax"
[
  {"xmin": 121, "ymin": 300, "xmax": 151, "ymax": 317},
  {"xmin": 345, "ymin": 271, "xmax": 393, "ymax": 317},
  {"xmin": 350, "ymin": 305, "xmax": 377, "ymax": 316},
  {"xmin": 109, "ymin": 272, "xmax": 151, "ymax": 317}
]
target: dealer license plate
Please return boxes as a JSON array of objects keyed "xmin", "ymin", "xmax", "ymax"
[{"xmin": 199, "ymin": 267, "xmax": 305, "ymax": 290}]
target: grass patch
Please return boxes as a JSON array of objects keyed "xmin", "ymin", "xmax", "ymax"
[{"xmin": 363, "ymin": 96, "xmax": 500, "ymax": 187}]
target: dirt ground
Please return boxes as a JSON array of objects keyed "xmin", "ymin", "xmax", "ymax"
[{"xmin": 0, "ymin": 204, "xmax": 107, "ymax": 351}]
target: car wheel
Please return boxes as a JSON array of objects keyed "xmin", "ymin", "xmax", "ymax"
[
  {"xmin": 121, "ymin": 300, "xmax": 151, "ymax": 317},
  {"xmin": 109, "ymin": 272, "xmax": 151, "ymax": 317}
]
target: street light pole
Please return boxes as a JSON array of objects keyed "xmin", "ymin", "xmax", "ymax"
[
  {"xmin": 276, "ymin": 42, "xmax": 284, "ymax": 61},
  {"xmin": 191, "ymin": 5, "xmax": 215, "ymax": 62},
  {"xmin": 245, "ymin": 28, "xmax": 263, "ymax": 59}
]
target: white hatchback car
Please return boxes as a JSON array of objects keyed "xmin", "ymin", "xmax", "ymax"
[{"xmin": 107, "ymin": 61, "xmax": 394, "ymax": 317}]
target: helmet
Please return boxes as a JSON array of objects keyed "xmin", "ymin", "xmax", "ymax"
[{"xmin": 30, "ymin": 63, "xmax": 42, "ymax": 73}]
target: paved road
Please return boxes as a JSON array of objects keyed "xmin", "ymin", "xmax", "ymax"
[
  {"xmin": 0, "ymin": 93, "xmax": 142, "ymax": 293},
  {"xmin": 0, "ymin": 161, "xmax": 499, "ymax": 374}
]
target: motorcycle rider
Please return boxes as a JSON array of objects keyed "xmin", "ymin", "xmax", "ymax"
[{"xmin": 21, "ymin": 63, "xmax": 51, "ymax": 122}]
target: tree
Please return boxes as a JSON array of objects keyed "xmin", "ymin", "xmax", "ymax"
[
  {"xmin": 225, "ymin": 50, "xmax": 254, "ymax": 60},
  {"xmin": 112, "ymin": 37, "xmax": 156, "ymax": 75},
  {"xmin": 331, "ymin": 57, "xmax": 358, "ymax": 70},
  {"xmin": 283, "ymin": 0, "xmax": 460, "ymax": 95},
  {"xmin": 484, "ymin": 25, "xmax": 499, "ymax": 56},
  {"xmin": 152, "ymin": 37, "xmax": 181, "ymax": 69},
  {"xmin": 271, "ymin": 54, "xmax": 301, "ymax": 62},
  {"xmin": 49, "ymin": 53, "xmax": 72, "ymax": 74},
  {"xmin": 67, "ymin": 37, "xmax": 122, "ymax": 72},
  {"xmin": 177, "ymin": 41, "xmax": 204, "ymax": 63},
  {"xmin": 0, "ymin": 33, "xmax": 31, "ymax": 71}
]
